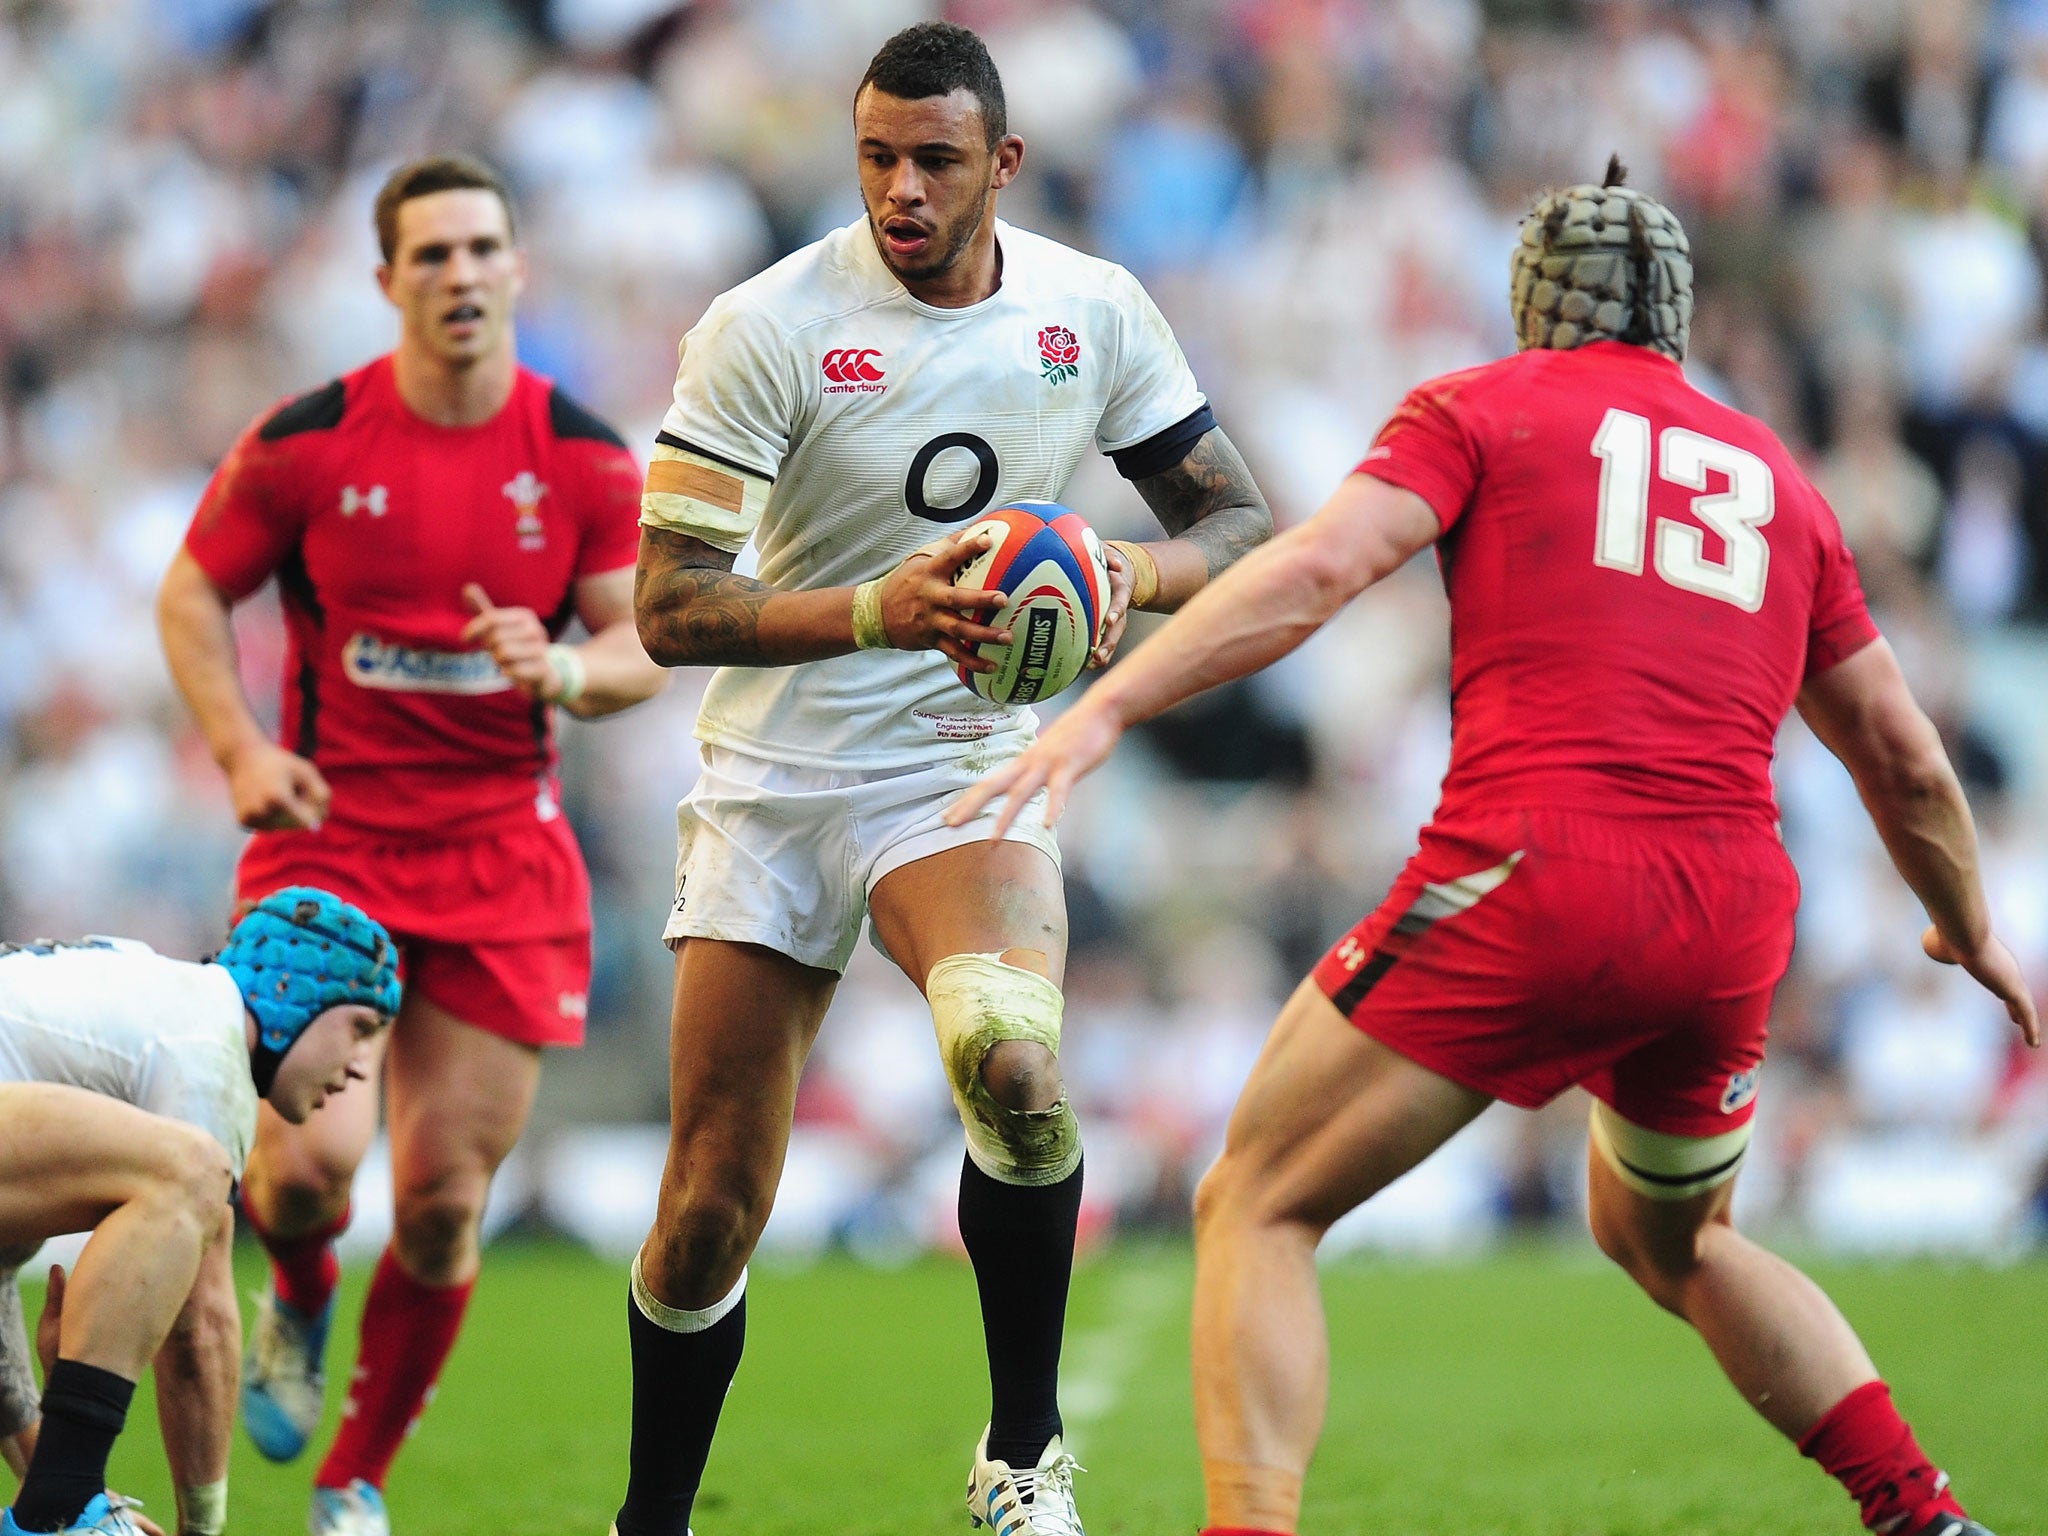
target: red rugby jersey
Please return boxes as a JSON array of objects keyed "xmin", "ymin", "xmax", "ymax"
[
  {"xmin": 185, "ymin": 356, "xmax": 642, "ymax": 835},
  {"xmin": 1358, "ymin": 341, "xmax": 1878, "ymax": 828}
]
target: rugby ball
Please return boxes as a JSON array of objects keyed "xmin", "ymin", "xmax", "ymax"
[{"xmin": 953, "ymin": 502, "xmax": 1111, "ymax": 705}]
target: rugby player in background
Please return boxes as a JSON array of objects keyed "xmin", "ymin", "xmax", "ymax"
[
  {"xmin": 617, "ymin": 22, "xmax": 1270, "ymax": 1536},
  {"xmin": 953, "ymin": 163, "xmax": 2037, "ymax": 1536},
  {"xmin": 0, "ymin": 889, "xmax": 397, "ymax": 1536},
  {"xmin": 156, "ymin": 156, "xmax": 665, "ymax": 1536}
]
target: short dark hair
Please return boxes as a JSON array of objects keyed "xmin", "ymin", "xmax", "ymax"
[
  {"xmin": 857, "ymin": 21, "xmax": 1007, "ymax": 149},
  {"xmin": 373, "ymin": 155, "xmax": 516, "ymax": 263}
]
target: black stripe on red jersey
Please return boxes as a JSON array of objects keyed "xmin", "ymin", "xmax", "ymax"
[
  {"xmin": 653, "ymin": 430, "xmax": 777, "ymax": 483},
  {"xmin": 277, "ymin": 548, "xmax": 323, "ymax": 758},
  {"xmin": 1109, "ymin": 404, "xmax": 1217, "ymax": 481},
  {"xmin": 549, "ymin": 386, "xmax": 628, "ymax": 449},
  {"xmin": 258, "ymin": 379, "xmax": 348, "ymax": 441},
  {"xmin": 1329, "ymin": 947, "xmax": 1401, "ymax": 1015}
]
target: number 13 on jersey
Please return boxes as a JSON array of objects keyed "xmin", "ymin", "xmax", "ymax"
[{"xmin": 1591, "ymin": 407, "xmax": 1775, "ymax": 612}]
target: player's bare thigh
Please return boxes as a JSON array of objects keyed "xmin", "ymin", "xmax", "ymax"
[
  {"xmin": 241, "ymin": 1024, "xmax": 387, "ymax": 1232},
  {"xmin": 869, "ymin": 840, "xmax": 1068, "ymax": 1107},
  {"xmin": 868, "ymin": 839, "xmax": 1068, "ymax": 988},
  {"xmin": 647, "ymin": 938, "xmax": 838, "ymax": 1308},
  {"xmin": 381, "ymin": 989, "xmax": 542, "ymax": 1284},
  {"xmin": 1201, "ymin": 980, "xmax": 1491, "ymax": 1233},
  {"xmin": 0, "ymin": 1083, "xmax": 231, "ymax": 1244}
]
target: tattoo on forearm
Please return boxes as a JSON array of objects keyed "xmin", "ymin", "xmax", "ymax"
[
  {"xmin": 1133, "ymin": 428, "xmax": 1274, "ymax": 581},
  {"xmin": 634, "ymin": 528, "xmax": 777, "ymax": 667}
]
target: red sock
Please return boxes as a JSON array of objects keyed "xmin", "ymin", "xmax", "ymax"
[
  {"xmin": 245, "ymin": 1201, "xmax": 348, "ymax": 1317},
  {"xmin": 315, "ymin": 1247, "xmax": 474, "ymax": 1492},
  {"xmin": 1799, "ymin": 1381, "xmax": 1968, "ymax": 1533}
]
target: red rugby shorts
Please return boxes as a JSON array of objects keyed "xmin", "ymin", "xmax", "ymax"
[{"xmin": 1312, "ymin": 808, "xmax": 1798, "ymax": 1137}]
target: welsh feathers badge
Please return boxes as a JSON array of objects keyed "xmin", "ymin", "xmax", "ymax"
[{"xmin": 1038, "ymin": 324, "xmax": 1080, "ymax": 386}]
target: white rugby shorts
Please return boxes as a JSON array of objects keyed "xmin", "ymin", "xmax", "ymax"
[{"xmin": 663, "ymin": 743, "xmax": 1060, "ymax": 974}]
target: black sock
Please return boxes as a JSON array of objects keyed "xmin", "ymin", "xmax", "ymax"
[
  {"xmin": 958, "ymin": 1152, "xmax": 1083, "ymax": 1470},
  {"xmin": 13, "ymin": 1359, "xmax": 134, "ymax": 1532},
  {"xmin": 614, "ymin": 1273, "xmax": 746, "ymax": 1536}
]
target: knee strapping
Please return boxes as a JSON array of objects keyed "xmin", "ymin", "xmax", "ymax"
[
  {"xmin": 0, "ymin": 1262, "xmax": 38, "ymax": 1440},
  {"xmin": 1590, "ymin": 1100, "xmax": 1751, "ymax": 1201},
  {"xmin": 927, "ymin": 952, "xmax": 1080, "ymax": 1188}
]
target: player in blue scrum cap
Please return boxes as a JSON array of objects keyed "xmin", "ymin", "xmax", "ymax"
[{"xmin": 0, "ymin": 888, "xmax": 396, "ymax": 1536}]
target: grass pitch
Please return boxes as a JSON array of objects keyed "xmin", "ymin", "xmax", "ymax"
[{"xmin": 39, "ymin": 1241, "xmax": 2045, "ymax": 1534}]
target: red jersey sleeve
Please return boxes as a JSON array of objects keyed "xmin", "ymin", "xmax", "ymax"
[
  {"xmin": 1802, "ymin": 488, "xmax": 1881, "ymax": 679},
  {"xmin": 1353, "ymin": 367, "xmax": 1489, "ymax": 532},
  {"xmin": 571, "ymin": 440, "xmax": 644, "ymax": 579},
  {"xmin": 184, "ymin": 421, "xmax": 307, "ymax": 600}
]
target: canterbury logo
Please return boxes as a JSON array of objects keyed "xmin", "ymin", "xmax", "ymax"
[
  {"xmin": 821, "ymin": 348, "xmax": 885, "ymax": 384},
  {"xmin": 339, "ymin": 484, "xmax": 388, "ymax": 517}
]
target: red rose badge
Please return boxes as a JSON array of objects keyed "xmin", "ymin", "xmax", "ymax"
[{"xmin": 1038, "ymin": 324, "xmax": 1080, "ymax": 386}]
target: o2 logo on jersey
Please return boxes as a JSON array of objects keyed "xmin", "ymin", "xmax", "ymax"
[
  {"xmin": 503, "ymin": 471, "xmax": 549, "ymax": 551},
  {"xmin": 822, "ymin": 347, "xmax": 887, "ymax": 395},
  {"xmin": 907, "ymin": 431, "xmax": 1000, "ymax": 523}
]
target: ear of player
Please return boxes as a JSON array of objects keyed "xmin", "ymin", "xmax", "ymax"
[
  {"xmin": 950, "ymin": 502, "xmax": 1111, "ymax": 706},
  {"xmin": 216, "ymin": 886, "xmax": 401, "ymax": 1095}
]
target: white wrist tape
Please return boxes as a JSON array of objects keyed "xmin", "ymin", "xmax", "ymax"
[
  {"xmin": 545, "ymin": 643, "xmax": 587, "ymax": 704},
  {"xmin": 851, "ymin": 578, "xmax": 891, "ymax": 650}
]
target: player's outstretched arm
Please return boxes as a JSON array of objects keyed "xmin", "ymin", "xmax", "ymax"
[
  {"xmin": 633, "ymin": 525, "xmax": 1014, "ymax": 672},
  {"xmin": 948, "ymin": 475, "xmax": 1438, "ymax": 837},
  {"xmin": 1799, "ymin": 638, "xmax": 2041, "ymax": 1046},
  {"xmin": 1119, "ymin": 427, "xmax": 1275, "ymax": 613},
  {"xmin": 157, "ymin": 549, "xmax": 330, "ymax": 831}
]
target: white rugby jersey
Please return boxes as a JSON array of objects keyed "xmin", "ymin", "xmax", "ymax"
[
  {"xmin": 645, "ymin": 217, "xmax": 1210, "ymax": 769},
  {"xmin": 0, "ymin": 940, "xmax": 257, "ymax": 1178}
]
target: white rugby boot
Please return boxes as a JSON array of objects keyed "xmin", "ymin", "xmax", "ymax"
[
  {"xmin": 309, "ymin": 1480, "xmax": 388, "ymax": 1536},
  {"xmin": 966, "ymin": 1427, "xmax": 1085, "ymax": 1536},
  {"xmin": 241, "ymin": 1282, "xmax": 333, "ymax": 1462}
]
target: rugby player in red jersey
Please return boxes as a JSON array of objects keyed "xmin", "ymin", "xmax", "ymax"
[
  {"xmin": 156, "ymin": 156, "xmax": 665, "ymax": 1536},
  {"xmin": 953, "ymin": 163, "xmax": 2039, "ymax": 1536}
]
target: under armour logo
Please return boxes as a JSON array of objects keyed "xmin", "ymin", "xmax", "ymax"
[
  {"xmin": 339, "ymin": 484, "xmax": 388, "ymax": 517},
  {"xmin": 1336, "ymin": 936, "xmax": 1367, "ymax": 972}
]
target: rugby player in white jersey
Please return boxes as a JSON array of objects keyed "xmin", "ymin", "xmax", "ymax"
[
  {"xmin": 614, "ymin": 21, "xmax": 1271, "ymax": 1536},
  {"xmin": 0, "ymin": 890, "xmax": 396, "ymax": 1536}
]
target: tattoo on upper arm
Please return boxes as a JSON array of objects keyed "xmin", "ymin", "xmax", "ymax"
[
  {"xmin": 1131, "ymin": 428, "xmax": 1274, "ymax": 580},
  {"xmin": 634, "ymin": 527, "xmax": 777, "ymax": 667}
]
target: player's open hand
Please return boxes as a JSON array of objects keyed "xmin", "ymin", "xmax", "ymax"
[
  {"xmin": 945, "ymin": 689, "xmax": 1124, "ymax": 839},
  {"xmin": 462, "ymin": 583, "xmax": 558, "ymax": 701},
  {"xmin": 1090, "ymin": 544, "xmax": 1137, "ymax": 669},
  {"xmin": 1922, "ymin": 927, "xmax": 2041, "ymax": 1047},
  {"xmin": 878, "ymin": 527, "xmax": 1013, "ymax": 673},
  {"xmin": 224, "ymin": 739, "xmax": 330, "ymax": 832},
  {"xmin": 35, "ymin": 1263, "xmax": 61, "ymax": 1379}
]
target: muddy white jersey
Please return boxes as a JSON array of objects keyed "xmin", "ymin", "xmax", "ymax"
[
  {"xmin": 0, "ymin": 939, "xmax": 256, "ymax": 1178},
  {"xmin": 646, "ymin": 217, "xmax": 1208, "ymax": 770}
]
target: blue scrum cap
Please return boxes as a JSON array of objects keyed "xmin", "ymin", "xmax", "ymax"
[{"xmin": 216, "ymin": 887, "xmax": 399, "ymax": 1096}]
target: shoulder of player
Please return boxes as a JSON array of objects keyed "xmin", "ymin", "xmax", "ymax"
[
  {"xmin": 1000, "ymin": 223, "xmax": 1151, "ymax": 310},
  {"xmin": 700, "ymin": 225, "xmax": 896, "ymax": 342},
  {"xmin": 526, "ymin": 371, "xmax": 629, "ymax": 452},
  {"xmin": 247, "ymin": 357, "xmax": 397, "ymax": 451},
  {"xmin": 254, "ymin": 375, "xmax": 349, "ymax": 443}
]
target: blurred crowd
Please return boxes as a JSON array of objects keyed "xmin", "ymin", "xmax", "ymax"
[{"xmin": 2, "ymin": 0, "xmax": 2045, "ymax": 1258}]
